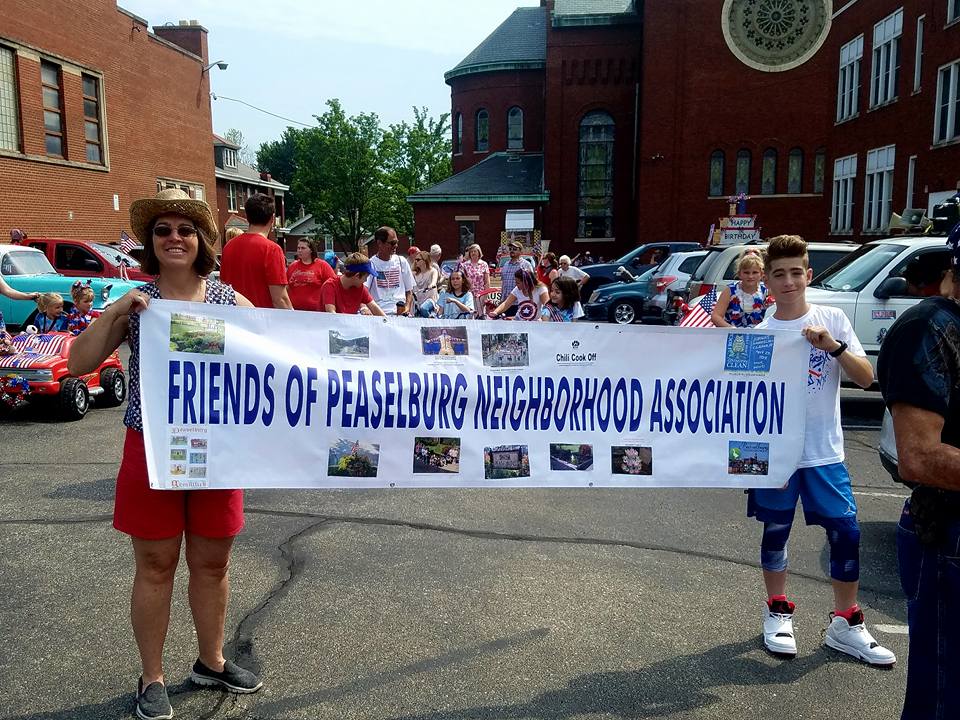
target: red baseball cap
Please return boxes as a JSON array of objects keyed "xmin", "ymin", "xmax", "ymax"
[{"xmin": 407, "ymin": 246, "xmax": 421, "ymax": 256}]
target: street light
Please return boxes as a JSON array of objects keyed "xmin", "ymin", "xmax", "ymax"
[{"xmin": 202, "ymin": 60, "xmax": 228, "ymax": 73}]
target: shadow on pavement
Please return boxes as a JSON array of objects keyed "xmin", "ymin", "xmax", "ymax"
[
  {"xmin": 260, "ymin": 637, "xmax": 827, "ymax": 720},
  {"xmin": 253, "ymin": 628, "xmax": 551, "ymax": 716},
  {"xmin": 3, "ymin": 680, "xmax": 213, "ymax": 720}
]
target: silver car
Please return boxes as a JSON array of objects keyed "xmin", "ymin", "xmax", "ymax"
[{"xmin": 647, "ymin": 250, "xmax": 708, "ymax": 315}]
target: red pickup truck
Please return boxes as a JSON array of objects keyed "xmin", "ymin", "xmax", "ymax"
[{"xmin": 18, "ymin": 237, "xmax": 154, "ymax": 282}]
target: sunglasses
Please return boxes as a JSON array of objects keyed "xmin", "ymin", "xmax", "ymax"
[
  {"xmin": 153, "ymin": 224, "xmax": 198, "ymax": 238},
  {"xmin": 380, "ymin": 239, "xmax": 399, "ymax": 246}
]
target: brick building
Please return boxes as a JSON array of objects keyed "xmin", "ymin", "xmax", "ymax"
[
  {"xmin": 213, "ymin": 133, "xmax": 288, "ymax": 244},
  {"xmin": 411, "ymin": 0, "xmax": 960, "ymax": 260},
  {"xmin": 0, "ymin": 1, "xmax": 218, "ymax": 247}
]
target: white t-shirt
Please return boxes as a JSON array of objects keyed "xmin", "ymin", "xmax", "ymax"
[
  {"xmin": 510, "ymin": 285, "xmax": 548, "ymax": 320},
  {"xmin": 757, "ymin": 304, "xmax": 865, "ymax": 468},
  {"xmin": 559, "ymin": 265, "xmax": 587, "ymax": 282},
  {"xmin": 366, "ymin": 255, "xmax": 415, "ymax": 315}
]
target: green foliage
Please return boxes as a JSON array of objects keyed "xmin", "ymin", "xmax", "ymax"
[
  {"xmin": 291, "ymin": 100, "xmax": 384, "ymax": 251},
  {"xmin": 379, "ymin": 107, "xmax": 452, "ymax": 236},
  {"xmin": 256, "ymin": 101, "xmax": 452, "ymax": 250}
]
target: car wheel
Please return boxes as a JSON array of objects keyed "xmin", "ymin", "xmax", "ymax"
[
  {"xmin": 59, "ymin": 377, "xmax": 89, "ymax": 420},
  {"xmin": 98, "ymin": 368, "xmax": 126, "ymax": 407},
  {"xmin": 610, "ymin": 301, "xmax": 638, "ymax": 325}
]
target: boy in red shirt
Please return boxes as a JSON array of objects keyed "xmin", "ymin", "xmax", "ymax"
[
  {"xmin": 321, "ymin": 253, "xmax": 385, "ymax": 316},
  {"xmin": 220, "ymin": 194, "xmax": 291, "ymax": 310}
]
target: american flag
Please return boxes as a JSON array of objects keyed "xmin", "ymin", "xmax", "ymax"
[
  {"xmin": 119, "ymin": 230, "xmax": 137, "ymax": 254},
  {"xmin": 375, "ymin": 266, "xmax": 401, "ymax": 288},
  {"xmin": 679, "ymin": 286, "xmax": 719, "ymax": 328}
]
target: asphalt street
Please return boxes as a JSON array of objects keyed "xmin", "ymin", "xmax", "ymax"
[{"xmin": 0, "ymin": 366, "xmax": 911, "ymax": 720}]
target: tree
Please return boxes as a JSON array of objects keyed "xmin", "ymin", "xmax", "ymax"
[
  {"xmin": 379, "ymin": 107, "xmax": 452, "ymax": 236},
  {"xmin": 292, "ymin": 100, "xmax": 385, "ymax": 251},
  {"xmin": 223, "ymin": 128, "xmax": 256, "ymax": 165},
  {"xmin": 257, "ymin": 127, "xmax": 302, "ymax": 221}
]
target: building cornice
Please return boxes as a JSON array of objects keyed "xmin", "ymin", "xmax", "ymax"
[
  {"xmin": 407, "ymin": 192, "xmax": 550, "ymax": 204},
  {"xmin": 445, "ymin": 60, "xmax": 545, "ymax": 83}
]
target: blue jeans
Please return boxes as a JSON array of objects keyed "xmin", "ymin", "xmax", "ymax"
[{"xmin": 897, "ymin": 500, "xmax": 960, "ymax": 719}]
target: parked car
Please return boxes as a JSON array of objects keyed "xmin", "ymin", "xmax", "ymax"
[
  {"xmin": 0, "ymin": 331, "xmax": 126, "ymax": 420},
  {"xmin": 0, "ymin": 245, "xmax": 142, "ymax": 330},
  {"xmin": 647, "ymin": 250, "xmax": 709, "ymax": 319},
  {"xmin": 439, "ymin": 259, "xmax": 460, "ymax": 280},
  {"xmin": 683, "ymin": 241, "xmax": 856, "ymax": 308},
  {"xmin": 583, "ymin": 265, "xmax": 662, "ymax": 325},
  {"xmin": 804, "ymin": 235, "xmax": 951, "ymax": 373},
  {"xmin": 21, "ymin": 237, "xmax": 154, "ymax": 281},
  {"xmin": 580, "ymin": 241, "xmax": 702, "ymax": 299}
]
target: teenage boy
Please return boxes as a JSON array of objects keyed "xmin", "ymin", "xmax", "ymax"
[
  {"xmin": 321, "ymin": 253, "xmax": 386, "ymax": 316},
  {"xmin": 751, "ymin": 235, "xmax": 895, "ymax": 665}
]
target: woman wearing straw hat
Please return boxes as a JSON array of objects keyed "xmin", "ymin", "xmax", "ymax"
[{"xmin": 69, "ymin": 189, "xmax": 262, "ymax": 720}]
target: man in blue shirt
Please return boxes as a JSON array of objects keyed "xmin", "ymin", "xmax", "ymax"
[{"xmin": 498, "ymin": 240, "xmax": 533, "ymax": 318}]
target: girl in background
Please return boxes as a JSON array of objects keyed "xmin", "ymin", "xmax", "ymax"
[
  {"xmin": 710, "ymin": 251, "xmax": 771, "ymax": 328},
  {"xmin": 541, "ymin": 277, "xmax": 584, "ymax": 322},
  {"xmin": 66, "ymin": 281, "xmax": 100, "ymax": 334},
  {"xmin": 436, "ymin": 269, "xmax": 474, "ymax": 319},
  {"xmin": 34, "ymin": 292, "xmax": 68, "ymax": 333}
]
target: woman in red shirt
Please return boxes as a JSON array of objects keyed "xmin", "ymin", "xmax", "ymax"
[{"xmin": 286, "ymin": 239, "xmax": 335, "ymax": 311}]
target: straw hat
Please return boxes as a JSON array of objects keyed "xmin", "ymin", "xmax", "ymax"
[{"xmin": 129, "ymin": 188, "xmax": 219, "ymax": 245}]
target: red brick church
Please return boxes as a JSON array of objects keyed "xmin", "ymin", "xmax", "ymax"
[{"xmin": 410, "ymin": 0, "xmax": 960, "ymax": 260}]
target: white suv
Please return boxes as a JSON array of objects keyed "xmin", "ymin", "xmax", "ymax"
[{"xmin": 805, "ymin": 235, "xmax": 950, "ymax": 373}]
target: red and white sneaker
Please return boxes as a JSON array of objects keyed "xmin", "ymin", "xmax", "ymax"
[
  {"xmin": 824, "ymin": 610, "xmax": 896, "ymax": 666},
  {"xmin": 762, "ymin": 598, "xmax": 797, "ymax": 656}
]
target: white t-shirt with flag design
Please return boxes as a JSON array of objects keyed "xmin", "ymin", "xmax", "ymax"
[
  {"xmin": 756, "ymin": 304, "xmax": 865, "ymax": 468},
  {"xmin": 366, "ymin": 255, "xmax": 415, "ymax": 315}
]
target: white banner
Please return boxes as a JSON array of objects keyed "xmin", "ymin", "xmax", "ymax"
[{"xmin": 140, "ymin": 301, "xmax": 808, "ymax": 489}]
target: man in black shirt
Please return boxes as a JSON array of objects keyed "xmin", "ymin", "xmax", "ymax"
[{"xmin": 877, "ymin": 223, "xmax": 960, "ymax": 720}]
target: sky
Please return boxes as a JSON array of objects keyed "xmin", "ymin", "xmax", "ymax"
[{"xmin": 119, "ymin": 0, "xmax": 541, "ymax": 155}]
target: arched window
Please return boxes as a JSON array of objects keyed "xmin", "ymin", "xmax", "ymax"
[
  {"xmin": 453, "ymin": 113, "xmax": 462, "ymax": 154},
  {"xmin": 788, "ymin": 148, "xmax": 804, "ymax": 193},
  {"xmin": 813, "ymin": 147, "xmax": 827, "ymax": 194},
  {"xmin": 735, "ymin": 149, "xmax": 751, "ymax": 195},
  {"xmin": 709, "ymin": 150, "xmax": 725, "ymax": 197},
  {"xmin": 475, "ymin": 109, "xmax": 489, "ymax": 152},
  {"xmin": 577, "ymin": 111, "xmax": 615, "ymax": 239},
  {"xmin": 761, "ymin": 148, "xmax": 777, "ymax": 195},
  {"xmin": 507, "ymin": 106, "xmax": 523, "ymax": 150}
]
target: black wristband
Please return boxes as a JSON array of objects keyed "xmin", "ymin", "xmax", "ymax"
[{"xmin": 829, "ymin": 340, "xmax": 848, "ymax": 358}]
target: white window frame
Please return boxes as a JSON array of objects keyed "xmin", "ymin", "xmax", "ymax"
[
  {"xmin": 870, "ymin": 8, "xmax": 903, "ymax": 108},
  {"xmin": 0, "ymin": 45, "xmax": 19, "ymax": 152},
  {"xmin": 913, "ymin": 16, "xmax": 924, "ymax": 93},
  {"xmin": 837, "ymin": 35, "xmax": 864, "ymax": 121},
  {"xmin": 223, "ymin": 148, "xmax": 238, "ymax": 169},
  {"xmin": 863, "ymin": 145, "xmax": 896, "ymax": 232},
  {"xmin": 832, "ymin": 155, "xmax": 858, "ymax": 233},
  {"xmin": 227, "ymin": 182, "xmax": 238, "ymax": 212},
  {"xmin": 950, "ymin": 0, "xmax": 960, "ymax": 24},
  {"xmin": 906, "ymin": 155, "xmax": 917, "ymax": 209},
  {"xmin": 935, "ymin": 59, "xmax": 960, "ymax": 144}
]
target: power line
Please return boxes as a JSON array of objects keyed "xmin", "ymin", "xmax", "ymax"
[{"xmin": 210, "ymin": 93, "xmax": 314, "ymax": 128}]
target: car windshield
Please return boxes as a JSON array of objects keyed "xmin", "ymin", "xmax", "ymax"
[
  {"xmin": 91, "ymin": 243, "xmax": 141, "ymax": 268},
  {"xmin": 812, "ymin": 243, "xmax": 906, "ymax": 292},
  {"xmin": 1, "ymin": 250, "xmax": 57, "ymax": 276}
]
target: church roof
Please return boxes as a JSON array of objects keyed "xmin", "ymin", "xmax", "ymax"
[
  {"xmin": 445, "ymin": 7, "xmax": 547, "ymax": 83},
  {"xmin": 408, "ymin": 153, "xmax": 548, "ymax": 203}
]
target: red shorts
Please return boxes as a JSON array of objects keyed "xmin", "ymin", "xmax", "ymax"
[{"xmin": 114, "ymin": 428, "xmax": 244, "ymax": 540}]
